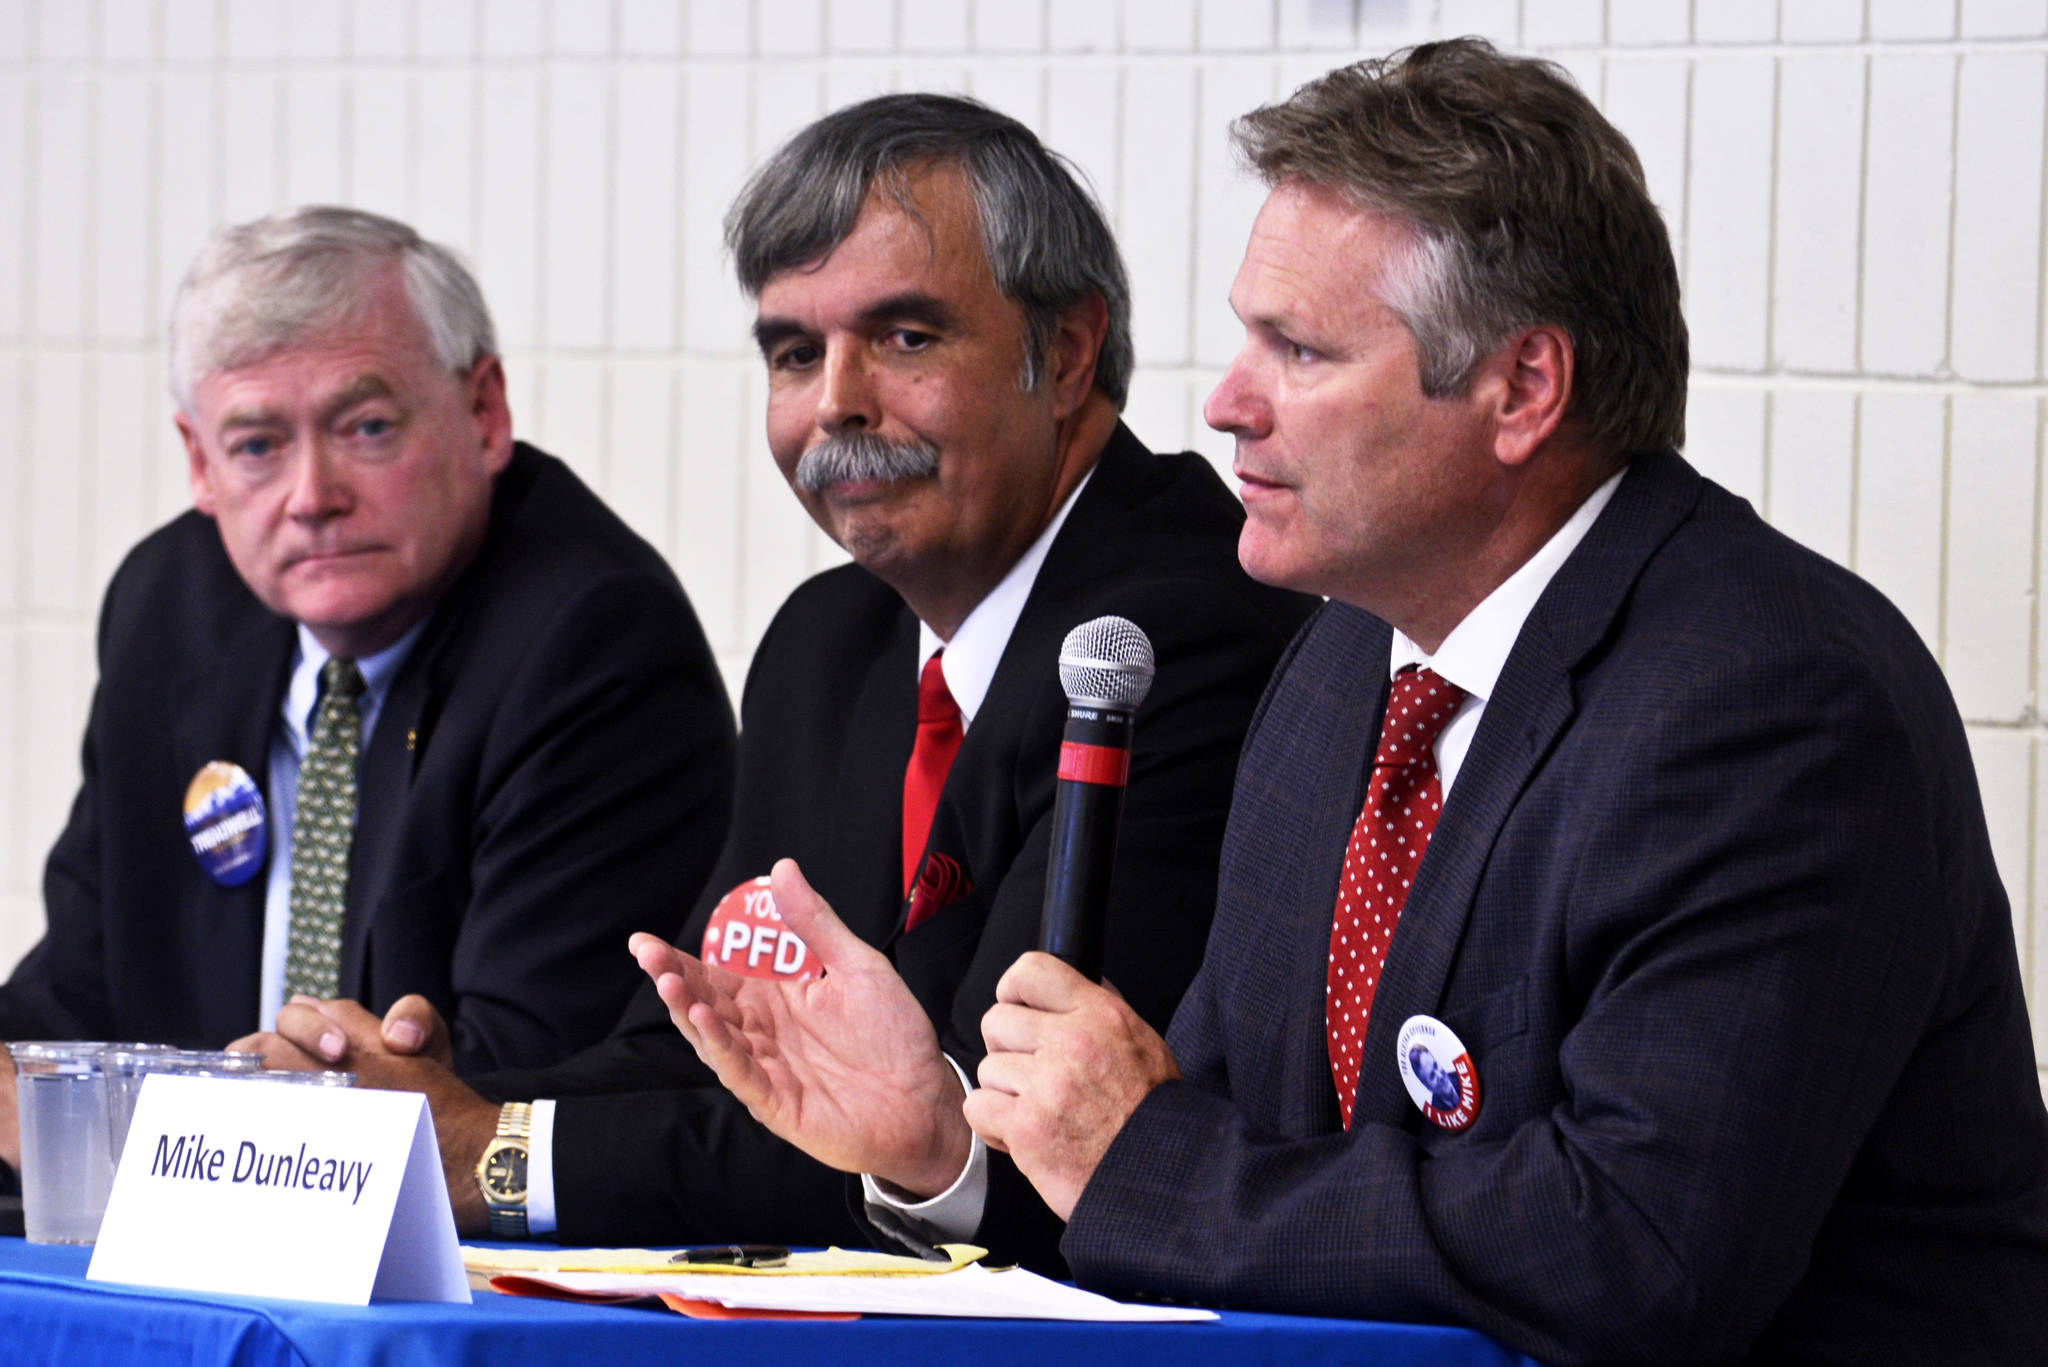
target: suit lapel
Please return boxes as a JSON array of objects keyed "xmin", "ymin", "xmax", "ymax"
[
  {"xmin": 332, "ymin": 448, "xmax": 543, "ymax": 995},
  {"xmin": 906, "ymin": 431, "xmax": 1154, "ymax": 937},
  {"xmin": 337, "ymin": 634, "xmax": 443, "ymax": 996},
  {"xmin": 1288, "ymin": 611, "xmax": 1392, "ymax": 1129},
  {"xmin": 170, "ymin": 611, "xmax": 296, "ymax": 1032},
  {"xmin": 834, "ymin": 609, "xmax": 920, "ymax": 946},
  {"xmin": 1348, "ymin": 453, "xmax": 1705, "ymax": 1127},
  {"xmin": 1015, "ymin": 421, "xmax": 1152, "ymax": 605},
  {"xmin": 904, "ymin": 515, "xmax": 1076, "ymax": 947}
]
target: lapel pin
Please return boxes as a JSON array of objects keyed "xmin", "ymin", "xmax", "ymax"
[
  {"xmin": 1396, "ymin": 1013, "xmax": 1481, "ymax": 1131},
  {"xmin": 183, "ymin": 761, "xmax": 267, "ymax": 887}
]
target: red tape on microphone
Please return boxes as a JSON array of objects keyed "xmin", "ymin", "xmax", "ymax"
[{"xmin": 1057, "ymin": 741, "xmax": 1131, "ymax": 787}]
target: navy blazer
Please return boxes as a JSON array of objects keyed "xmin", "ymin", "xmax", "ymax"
[
  {"xmin": 1061, "ymin": 452, "xmax": 2048, "ymax": 1364},
  {"xmin": 3, "ymin": 444, "xmax": 737, "ymax": 1076},
  {"xmin": 473, "ymin": 426, "xmax": 1317, "ymax": 1248}
]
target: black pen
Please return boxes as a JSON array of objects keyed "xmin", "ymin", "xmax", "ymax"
[{"xmin": 670, "ymin": 1244, "xmax": 790, "ymax": 1267}]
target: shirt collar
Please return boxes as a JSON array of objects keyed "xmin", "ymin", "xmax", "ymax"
[
  {"xmin": 1390, "ymin": 466, "xmax": 1626, "ymax": 700},
  {"xmin": 281, "ymin": 619, "xmax": 429, "ymax": 753},
  {"xmin": 916, "ymin": 465, "xmax": 1095, "ymax": 726}
]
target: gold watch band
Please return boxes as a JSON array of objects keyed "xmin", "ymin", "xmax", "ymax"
[
  {"xmin": 497, "ymin": 1101, "xmax": 533, "ymax": 1141},
  {"xmin": 482, "ymin": 1102, "xmax": 533, "ymax": 1239}
]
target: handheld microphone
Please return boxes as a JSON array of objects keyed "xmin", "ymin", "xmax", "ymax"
[{"xmin": 1038, "ymin": 615, "xmax": 1155, "ymax": 981}]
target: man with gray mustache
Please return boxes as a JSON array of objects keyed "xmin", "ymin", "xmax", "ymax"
[{"xmin": 254, "ymin": 92, "xmax": 1313, "ymax": 1251}]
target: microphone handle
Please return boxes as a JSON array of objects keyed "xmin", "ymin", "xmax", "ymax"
[{"xmin": 1039, "ymin": 705, "xmax": 1135, "ymax": 982}]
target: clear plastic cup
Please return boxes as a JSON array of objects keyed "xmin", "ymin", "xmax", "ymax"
[
  {"xmin": 10, "ymin": 1042, "xmax": 115, "ymax": 1244},
  {"xmin": 152, "ymin": 1049, "xmax": 266, "ymax": 1074},
  {"xmin": 100, "ymin": 1046, "xmax": 271, "ymax": 1178},
  {"xmin": 170, "ymin": 1066, "xmax": 270, "ymax": 1080},
  {"xmin": 254, "ymin": 1069, "xmax": 357, "ymax": 1086},
  {"xmin": 100, "ymin": 1044, "xmax": 173, "ymax": 1170}
]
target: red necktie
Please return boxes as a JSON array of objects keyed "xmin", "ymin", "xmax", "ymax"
[
  {"xmin": 1326, "ymin": 666, "xmax": 1466, "ymax": 1128},
  {"xmin": 902, "ymin": 652, "xmax": 964, "ymax": 911}
]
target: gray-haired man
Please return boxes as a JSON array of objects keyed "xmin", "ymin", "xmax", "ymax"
[
  {"xmin": 255, "ymin": 95, "xmax": 1311, "ymax": 1249},
  {"xmin": 0, "ymin": 206, "xmax": 737, "ymax": 1182}
]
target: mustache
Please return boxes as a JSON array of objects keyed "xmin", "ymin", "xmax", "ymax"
[{"xmin": 794, "ymin": 430, "xmax": 940, "ymax": 491}]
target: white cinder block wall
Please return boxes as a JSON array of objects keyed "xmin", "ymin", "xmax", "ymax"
[{"xmin": 4, "ymin": 0, "xmax": 2048, "ymax": 1093}]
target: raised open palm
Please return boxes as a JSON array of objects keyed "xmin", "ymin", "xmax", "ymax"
[{"xmin": 631, "ymin": 857, "xmax": 973, "ymax": 1197}]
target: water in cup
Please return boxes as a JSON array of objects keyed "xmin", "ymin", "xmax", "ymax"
[{"xmin": 11, "ymin": 1043, "xmax": 114, "ymax": 1244}]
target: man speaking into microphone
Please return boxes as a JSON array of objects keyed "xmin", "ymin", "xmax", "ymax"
[{"xmin": 251, "ymin": 92, "xmax": 1312, "ymax": 1251}]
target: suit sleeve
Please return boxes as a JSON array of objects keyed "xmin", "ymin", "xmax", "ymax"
[
  {"xmin": 471, "ymin": 584, "xmax": 811, "ymax": 1106},
  {"xmin": 0, "ymin": 558, "xmax": 135, "ymax": 1042},
  {"xmin": 0, "ymin": 735, "xmax": 113, "ymax": 1042},
  {"xmin": 464, "ymin": 592, "xmax": 865, "ymax": 1244},
  {"xmin": 1063, "ymin": 647, "xmax": 1968, "ymax": 1365},
  {"xmin": 435, "ymin": 568, "xmax": 736, "ymax": 1075}
]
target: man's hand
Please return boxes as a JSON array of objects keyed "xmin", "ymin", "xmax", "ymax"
[
  {"xmin": 0, "ymin": 1047, "xmax": 17, "ymax": 1172},
  {"xmin": 964, "ymin": 952, "xmax": 1181, "ymax": 1221},
  {"xmin": 631, "ymin": 857, "xmax": 972, "ymax": 1199},
  {"xmin": 230, "ymin": 997, "xmax": 496, "ymax": 1235},
  {"xmin": 244, "ymin": 993, "xmax": 455, "ymax": 1072}
]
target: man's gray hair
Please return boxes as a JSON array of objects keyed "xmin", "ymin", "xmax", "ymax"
[
  {"xmin": 724, "ymin": 92, "xmax": 1133, "ymax": 408},
  {"xmin": 167, "ymin": 205, "xmax": 497, "ymax": 409}
]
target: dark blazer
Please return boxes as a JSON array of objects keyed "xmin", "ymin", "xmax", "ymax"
[
  {"xmin": 1061, "ymin": 452, "xmax": 2048, "ymax": 1365},
  {"xmin": 473, "ymin": 426, "xmax": 1317, "ymax": 1247},
  {"xmin": 2, "ymin": 443, "xmax": 737, "ymax": 1076}
]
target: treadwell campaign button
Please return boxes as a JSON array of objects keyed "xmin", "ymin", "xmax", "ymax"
[
  {"xmin": 699, "ymin": 876, "xmax": 820, "ymax": 981},
  {"xmin": 1396, "ymin": 1014, "xmax": 1481, "ymax": 1132},
  {"xmin": 183, "ymin": 761, "xmax": 268, "ymax": 887}
]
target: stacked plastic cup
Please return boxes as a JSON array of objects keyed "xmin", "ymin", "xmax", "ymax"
[
  {"xmin": 12, "ymin": 1043, "xmax": 280, "ymax": 1244},
  {"xmin": 11, "ymin": 1043, "xmax": 117, "ymax": 1244}
]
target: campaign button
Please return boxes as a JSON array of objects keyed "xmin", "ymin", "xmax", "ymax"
[
  {"xmin": 1395, "ymin": 1014, "xmax": 1481, "ymax": 1132},
  {"xmin": 699, "ymin": 876, "xmax": 820, "ymax": 981},
  {"xmin": 183, "ymin": 761, "xmax": 267, "ymax": 887}
]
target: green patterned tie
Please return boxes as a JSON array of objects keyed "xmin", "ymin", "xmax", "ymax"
[{"xmin": 283, "ymin": 657, "xmax": 365, "ymax": 1001}]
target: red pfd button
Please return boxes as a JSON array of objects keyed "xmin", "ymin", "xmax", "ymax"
[{"xmin": 699, "ymin": 876, "xmax": 820, "ymax": 981}]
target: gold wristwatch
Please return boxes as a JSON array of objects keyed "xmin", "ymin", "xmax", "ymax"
[{"xmin": 476, "ymin": 1101, "xmax": 532, "ymax": 1238}]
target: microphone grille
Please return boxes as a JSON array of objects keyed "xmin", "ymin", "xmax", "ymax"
[{"xmin": 1057, "ymin": 615, "xmax": 1156, "ymax": 710}]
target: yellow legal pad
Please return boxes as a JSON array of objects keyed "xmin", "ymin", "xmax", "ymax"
[{"xmin": 461, "ymin": 1244, "xmax": 985, "ymax": 1278}]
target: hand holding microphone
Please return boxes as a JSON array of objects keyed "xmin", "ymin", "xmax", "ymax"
[{"xmin": 1038, "ymin": 615, "xmax": 1155, "ymax": 981}]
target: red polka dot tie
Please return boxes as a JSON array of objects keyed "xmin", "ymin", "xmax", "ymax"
[{"xmin": 1326, "ymin": 666, "xmax": 1465, "ymax": 1128}]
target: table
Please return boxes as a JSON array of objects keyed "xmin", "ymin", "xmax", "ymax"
[{"xmin": 0, "ymin": 1237, "xmax": 1540, "ymax": 1367}]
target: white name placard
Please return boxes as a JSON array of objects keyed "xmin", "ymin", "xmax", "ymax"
[{"xmin": 87, "ymin": 1074, "xmax": 469, "ymax": 1305}]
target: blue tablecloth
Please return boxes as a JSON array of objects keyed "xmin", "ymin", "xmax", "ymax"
[{"xmin": 0, "ymin": 1237, "xmax": 1539, "ymax": 1367}]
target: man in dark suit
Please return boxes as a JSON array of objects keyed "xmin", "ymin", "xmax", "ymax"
[
  {"xmin": 0, "ymin": 207, "xmax": 736, "ymax": 1178},
  {"xmin": 255, "ymin": 97, "xmax": 1311, "ymax": 1245},
  {"xmin": 639, "ymin": 43, "xmax": 2048, "ymax": 1362}
]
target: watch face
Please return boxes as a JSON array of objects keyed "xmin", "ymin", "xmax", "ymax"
[{"xmin": 481, "ymin": 1143, "xmax": 527, "ymax": 1201}]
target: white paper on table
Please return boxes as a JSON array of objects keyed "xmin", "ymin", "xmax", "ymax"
[{"xmin": 509, "ymin": 1264, "xmax": 1215, "ymax": 1322}]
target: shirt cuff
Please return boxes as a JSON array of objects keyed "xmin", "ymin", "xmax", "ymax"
[
  {"xmin": 526, "ymin": 1098, "xmax": 558, "ymax": 1236},
  {"xmin": 859, "ymin": 1055, "xmax": 986, "ymax": 1245}
]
